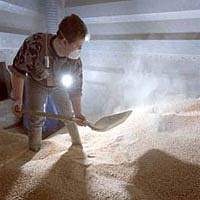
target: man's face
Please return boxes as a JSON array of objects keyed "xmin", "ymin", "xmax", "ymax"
[
  {"xmin": 69, "ymin": 38, "xmax": 84, "ymax": 51},
  {"xmin": 62, "ymin": 38, "xmax": 84, "ymax": 54}
]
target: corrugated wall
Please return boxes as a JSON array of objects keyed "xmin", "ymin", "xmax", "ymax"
[
  {"xmin": 65, "ymin": 0, "xmax": 200, "ymax": 117},
  {"xmin": 0, "ymin": 0, "xmax": 199, "ymax": 118},
  {"xmin": 0, "ymin": 0, "xmax": 45, "ymax": 64}
]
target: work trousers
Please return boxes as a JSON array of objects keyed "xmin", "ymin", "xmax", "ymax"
[{"xmin": 26, "ymin": 77, "xmax": 73, "ymax": 132}]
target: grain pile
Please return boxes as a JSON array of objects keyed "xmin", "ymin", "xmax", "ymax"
[{"xmin": 1, "ymin": 98, "xmax": 200, "ymax": 200}]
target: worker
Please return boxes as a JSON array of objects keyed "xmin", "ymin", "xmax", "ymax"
[{"xmin": 9, "ymin": 14, "xmax": 88, "ymax": 152}]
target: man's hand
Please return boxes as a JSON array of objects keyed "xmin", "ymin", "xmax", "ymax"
[
  {"xmin": 12, "ymin": 99, "xmax": 23, "ymax": 118},
  {"xmin": 75, "ymin": 113, "xmax": 87, "ymax": 126}
]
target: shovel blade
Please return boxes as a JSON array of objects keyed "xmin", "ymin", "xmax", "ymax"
[
  {"xmin": 18, "ymin": 109, "xmax": 132, "ymax": 132},
  {"xmin": 88, "ymin": 110, "xmax": 132, "ymax": 132}
]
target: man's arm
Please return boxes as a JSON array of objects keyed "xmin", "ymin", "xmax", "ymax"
[
  {"xmin": 70, "ymin": 95, "xmax": 87, "ymax": 126},
  {"xmin": 9, "ymin": 33, "xmax": 44, "ymax": 116},
  {"xmin": 67, "ymin": 59, "xmax": 87, "ymax": 126},
  {"xmin": 70, "ymin": 95, "xmax": 82, "ymax": 116},
  {"xmin": 11, "ymin": 74, "xmax": 25, "ymax": 117},
  {"xmin": 11, "ymin": 74, "xmax": 24, "ymax": 102},
  {"xmin": 68, "ymin": 59, "xmax": 84, "ymax": 115}
]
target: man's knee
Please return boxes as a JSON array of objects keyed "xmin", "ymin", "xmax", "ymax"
[{"xmin": 27, "ymin": 115, "xmax": 46, "ymax": 130}]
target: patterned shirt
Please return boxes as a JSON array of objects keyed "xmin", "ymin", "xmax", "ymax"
[{"xmin": 9, "ymin": 32, "xmax": 83, "ymax": 98}]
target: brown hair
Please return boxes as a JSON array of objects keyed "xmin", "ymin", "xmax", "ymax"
[{"xmin": 57, "ymin": 14, "xmax": 88, "ymax": 43}]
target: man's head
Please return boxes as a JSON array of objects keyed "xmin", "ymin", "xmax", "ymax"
[
  {"xmin": 56, "ymin": 14, "xmax": 88, "ymax": 58},
  {"xmin": 57, "ymin": 14, "xmax": 88, "ymax": 43}
]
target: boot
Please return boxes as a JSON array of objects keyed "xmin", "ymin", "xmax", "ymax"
[
  {"xmin": 28, "ymin": 129, "xmax": 42, "ymax": 152},
  {"xmin": 67, "ymin": 122, "xmax": 82, "ymax": 146}
]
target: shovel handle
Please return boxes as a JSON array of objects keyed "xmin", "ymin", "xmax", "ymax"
[
  {"xmin": 18, "ymin": 109, "xmax": 78, "ymax": 123},
  {"xmin": 17, "ymin": 109, "xmax": 98, "ymax": 131}
]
